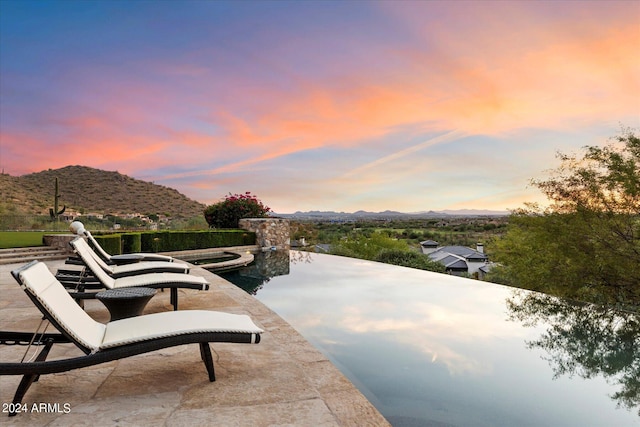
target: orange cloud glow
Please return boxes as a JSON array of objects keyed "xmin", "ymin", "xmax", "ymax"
[{"xmin": 2, "ymin": 1, "xmax": 637, "ymax": 212}]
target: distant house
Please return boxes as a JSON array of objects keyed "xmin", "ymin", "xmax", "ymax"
[
  {"xmin": 420, "ymin": 241, "xmax": 490, "ymax": 277},
  {"xmin": 290, "ymin": 237, "xmax": 308, "ymax": 248},
  {"xmin": 314, "ymin": 244, "xmax": 332, "ymax": 253},
  {"xmin": 59, "ymin": 210, "xmax": 80, "ymax": 222}
]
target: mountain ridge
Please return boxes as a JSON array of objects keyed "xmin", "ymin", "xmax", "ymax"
[
  {"xmin": 1, "ymin": 166, "xmax": 510, "ymax": 219},
  {"xmin": 275, "ymin": 208, "xmax": 508, "ymax": 220},
  {"xmin": 0, "ymin": 165, "xmax": 206, "ymax": 217}
]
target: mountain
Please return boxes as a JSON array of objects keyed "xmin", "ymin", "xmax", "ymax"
[
  {"xmin": 0, "ymin": 166, "xmax": 206, "ymax": 217},
  {"xmin": 412, "ymin": 209, "xmax": 509, "ymax": 216},
  {"xmin": 275, "ymin": 209, "xmax": 508, "ymax": 220},
  {"xmin": 0, "ymin": 166, "xmax": 510, "ymax": 219}
]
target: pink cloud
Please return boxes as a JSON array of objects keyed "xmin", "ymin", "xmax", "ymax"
[{"xmin": 2, "ymin": 0, "xmax": 637, "ymax": 213}]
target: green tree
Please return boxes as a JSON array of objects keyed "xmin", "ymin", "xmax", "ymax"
[
  {"xmin": 331, "ymin": 232, "xmax": 408, "ymax": 260},
  {"xmin": 490, "ymin": 128, "xmax": 640, "ymax": 307},
  {"xmin": 204, "ymin": 192, "xmax": 271, "ymax": 228},
  {"xmin": 331, "ymin": 233, "xmax": 446, "ymax": 273}
]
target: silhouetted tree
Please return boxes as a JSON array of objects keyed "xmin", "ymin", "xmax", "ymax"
[
  {"xmin": 491, "ymin": 128, "xmax": 640, "ymax": 307},
  {"xmin": 508, "ymin": 291, "xmax": 640, "ymax": 415}
]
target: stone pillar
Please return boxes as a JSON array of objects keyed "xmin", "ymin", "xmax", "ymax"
[{"xmin": 238, "ymin": 218, "xmax": 290, "ymax": 250}]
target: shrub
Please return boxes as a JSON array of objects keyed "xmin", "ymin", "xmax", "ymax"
[
  {"xmin": 93, "ymin": 234, "xmax": 122, "ymax": 255},
  {"xmin": 121, "ymin": 233, "xmax": 141, "ymax": 254},
  {"xmin": 331, "ymin": 233, "xmax": 446, "ymax": 273},
  {"xmin": 331, "ymin": 233, "xmax": 409, "ymax": 260},
  {"xmin": 204, "ymin": 192, "xmax": 271, "ymax": 228},
  {"xmin": 374, "ymin": 249, "xmax": 446, "ymax": 273},
  {"xmin": 139, "ymin": 230, "xmax": 255, "ymax": 252}
]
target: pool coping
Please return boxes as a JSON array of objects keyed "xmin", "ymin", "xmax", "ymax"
[{"xmin": 168, "ymin": 246, "xmax": 257, "ymax": 271}]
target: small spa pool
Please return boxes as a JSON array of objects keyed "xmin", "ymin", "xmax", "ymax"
[
  {"xmin": 191, "ymin": 252, "xmax": 240, "ymax": 265},
  {"xmin": 219, "ymin": 251, "xmax": 639, "ymax": 426}
]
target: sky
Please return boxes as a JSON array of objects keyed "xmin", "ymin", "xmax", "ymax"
[{"xmin": 1, "ymin": 0, "xmax": 638, "ymax": 214}]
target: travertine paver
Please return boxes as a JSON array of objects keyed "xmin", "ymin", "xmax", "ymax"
[{"xmin": 0, "ymin": 259, "xmax": 390, "ymax": 426}]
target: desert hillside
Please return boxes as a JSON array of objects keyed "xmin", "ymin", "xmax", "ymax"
[{"xmin": 0, "ymin": 165, "xmax": 206, "ymax": 217}]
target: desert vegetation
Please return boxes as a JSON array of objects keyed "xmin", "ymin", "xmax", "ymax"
[
  {"xmin": 490, "ymin": 128, "xmax": 639, "ymax": 309},
  {"xmin": 0, "ymin": 165, "xmax": 205, "ymax": 218}
]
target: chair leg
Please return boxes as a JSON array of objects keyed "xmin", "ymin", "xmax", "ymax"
[
  {"xmin": 170, "ymin": 288, "xmax": 178, "ymax": 310},
  {"xmin": 199, "ymin": 343, "xmax": 215, "ymax": 382},
  {"xmin": 9, "ymin": 338, "xmax": 54, "ymax": 417}
]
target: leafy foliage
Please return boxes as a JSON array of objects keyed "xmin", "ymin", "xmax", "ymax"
[
  {"xmin": 203, "ymin": 192, "xmax": 271, "ymax": 229},
  {"xmin": 331, "ymin": 232, "xmax": 408, "ymax": 260},
  {"xmin": 534, "ymin": 128, "xmax": 639, "ymax": 215},
  {"xmin": 491, "ymin": 128, "xmax": 640, "ymax": 308},
  {"xmin": 374, "ymin": 249, "xmax": 446, "ymax": 272},
  {"xmin": 331, "ymin": 233, "xmax": 445, "ymax": 273}
]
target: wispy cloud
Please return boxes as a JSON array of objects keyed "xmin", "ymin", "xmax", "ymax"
[{"xmin": 339, "ymin": 130, "xmax": 467, "ymax": 179}]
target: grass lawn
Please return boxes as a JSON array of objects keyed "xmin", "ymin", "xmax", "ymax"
[{"xmin": 0, "ymin": 232, "xmax": 66, "ymax": 249}]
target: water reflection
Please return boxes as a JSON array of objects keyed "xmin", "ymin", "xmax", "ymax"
[
  {"xmin": 507, "ymin": 291, "xmax": 640, "ymax": 416},
  {"xmin": 290, "ymin": 250, "xmax": 314, "ymax": 265},
  {"xmin": 221, "ymin": 250, "xmax": 640, "ymax": 426},
  {"xmin": 219, "ymin": 250, "xmax": 291, "ymax": 294}
]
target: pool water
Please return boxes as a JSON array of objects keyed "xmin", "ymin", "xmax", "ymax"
[{"xmin": 220, "ymin": 251, "xmax": 639, "ymax": 426}]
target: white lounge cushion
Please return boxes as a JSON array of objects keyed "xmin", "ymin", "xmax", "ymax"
[
  {"xmin": 101, "ymin": 311, "xmax": 263, "ymax": 348},
  {"xmin": 19, "ymin": 262, "xmax": 106, "ymax": 352},
  {"xmin": 108, "ymin": 260, "xmax": 190, "ymax": 276},
  {"xmin": 112, "ymin": 272, "xmax": 208, "ymax": 290},
  {"xmin": 71, "ymin": 237, "xmax": 116, "ymax": 287},
  {"xmin": 74, "ymin": 237, "xmax": 189, "ymax": 276}
]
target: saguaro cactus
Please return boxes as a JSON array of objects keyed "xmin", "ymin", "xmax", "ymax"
[{"xmin": 49, "ymin": 177, "xmax": 66, "ymax": 221}]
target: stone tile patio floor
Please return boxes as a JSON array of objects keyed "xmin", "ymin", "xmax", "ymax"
[{"xmin": 0, "ymin": 260, "xmax": 390, "ymax": 426}]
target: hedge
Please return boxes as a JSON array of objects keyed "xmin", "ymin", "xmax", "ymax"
[
  {"xmin": 94, "ymin": 230, "xmax": 256, "ymax": 254},
  {"xmin": 121, "ymin": 233, "xmax": 142, "ymax": 254},
  {"xmin": 93, "ymin": 234, "xmax": 122, "ymax": 255}
]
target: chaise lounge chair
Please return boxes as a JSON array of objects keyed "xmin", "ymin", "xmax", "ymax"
[
  {"xmin": 68, "ymin": 237, "xmax": 209, "ymax": 310},
  {"xmin": 0, "ymin": 260, "xmax": 262, "ymax": 416},
  {"xmin": 69, "ymin": 221, "xmax": 175, "ymax": 265},
  {"xmin": 70, "ymin": 236, "xmax": 191, "ymax": 278}
]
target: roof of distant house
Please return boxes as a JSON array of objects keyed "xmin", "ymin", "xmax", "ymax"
[
  {"xmin": 315, "ymin": 244, "xmax": 331, "ymax": 253},
  {"xmin": 429, "ymin": 245, "xmax": 487, "ymax": 261},
  {"xmin": 435, "ymin": 254, "xmax": 469, "ymax": 270}
]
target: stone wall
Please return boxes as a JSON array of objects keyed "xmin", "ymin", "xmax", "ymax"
[
  {"xmin": 43, "ymin": 233, "xmax": 76, "ymax": 253},
  {"xmin": 238, "ymin": 218, "xmax": 290, "ymax": 250}
]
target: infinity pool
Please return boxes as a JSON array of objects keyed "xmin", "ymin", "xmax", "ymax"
[{"xmin": 219, "ymin": 251, "xmax": 639, "ymax": 426}]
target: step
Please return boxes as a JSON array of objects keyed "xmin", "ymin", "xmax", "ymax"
[
  {"xmin": 0, "ymin": 248, "xmax": 65, "ymax": 257},
  {"xmin": 0, "ymin": 246, "xmax": 70, "ymax": 265},
  {"xmin": 0, "ymin": 254, "xmax": 69, "ymax": 265},
  {"xmin": 0, "ymin": 246, "xmax": 65, "ymax": 254},
  {"xmin": 0, "ymin": 249, "xmax": 68, "ymax": 260}
]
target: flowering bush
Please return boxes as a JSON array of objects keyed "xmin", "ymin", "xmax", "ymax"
[{"xmin": 203, "ymin": 192, "xmax": 271, "ymax": 228}]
